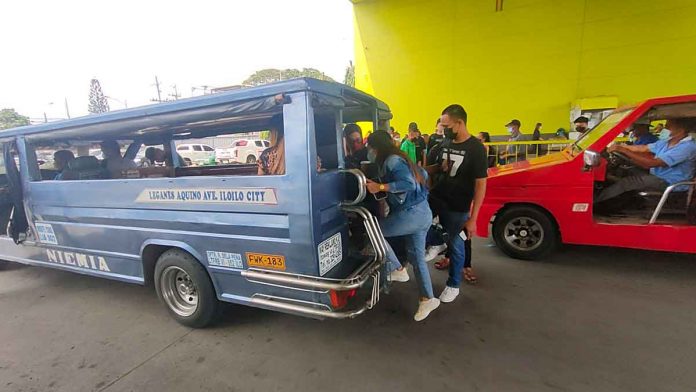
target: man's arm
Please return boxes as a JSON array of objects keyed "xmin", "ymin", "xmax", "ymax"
[
  {"xmin": 612, "ymin": 144, "xmax": 650, "ymax": 153},
  {"xmin": 464, "ymin": 178, "xmax": 487, "ymax": 235},
  {"xmin": 614, "ymin": 144, "xmax": 666, "ymax": 169}
]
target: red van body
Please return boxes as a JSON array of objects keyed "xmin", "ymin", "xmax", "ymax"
[{"xmin": 477, "ymin": 95, "xmax": 696, "ymax": 259}]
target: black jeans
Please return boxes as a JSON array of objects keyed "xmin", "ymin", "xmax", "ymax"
[{"xmin": 596, "ymin": 174, "xmax": 668, "ymax": 203}]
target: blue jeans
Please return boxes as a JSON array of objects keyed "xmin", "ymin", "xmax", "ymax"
[
  {"xmin": 438, "ymin": 208, "xmax": 470, "ymax": 288},
  {"xmin": 379, "ymin": 200, "xmax": 435, "ymax": 299}
]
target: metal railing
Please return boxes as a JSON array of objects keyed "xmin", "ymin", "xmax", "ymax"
[{"xmin": 483, "ymin": 140, "xmax": 573, "ymax": 166}]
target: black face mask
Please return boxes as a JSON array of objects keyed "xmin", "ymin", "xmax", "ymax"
[
  {"xmin": 444, "ymin": 127, "xmax": 455, "ymax": 139},
  {"xmin": 575, "ymin": 126, "xmax": 587, "ymax": 133}
]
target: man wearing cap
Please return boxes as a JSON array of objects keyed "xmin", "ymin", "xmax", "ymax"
[
  {"xmin": 568, "ymin": 116, "xmax": 591, "ymax": 140},
  {"xmin": 499, "ymin": 119, "xmax": 528, "ymax": 164},
  {"xmin": 630, "ymin": 120, "xmax": 658, "ymax": 146}
]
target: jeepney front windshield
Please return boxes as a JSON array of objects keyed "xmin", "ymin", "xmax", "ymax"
[{"xmin": 571, "ymin": 108, "xmax": 633, "ymax": 154}]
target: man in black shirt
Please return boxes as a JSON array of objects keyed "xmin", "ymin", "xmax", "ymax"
[
  {"xmin": 427, "ymin": 118, "xmax": 446, "ymax": 165},
  {"xmin": 426, "ymin": 104, "xmax": 488, "ymax": 303}
]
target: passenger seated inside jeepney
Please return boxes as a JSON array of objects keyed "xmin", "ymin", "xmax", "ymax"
[
  {"xmin": 258, "ymin": 115, "xmax": 285, "ymax": 175},
  {"xmin": 141, "ymin": 147, "xmax": 166, "ymax": 167},
  {"xmin": 596, "ymin": 118, "xmax": 696, "ymax": 204},
  {"xmin": 53, "ymin": 150, "xmax": 75, "ymax": 180},
  {"xmin": 100, "ymin": 140, "xmax": 136, "ymax": 178}
]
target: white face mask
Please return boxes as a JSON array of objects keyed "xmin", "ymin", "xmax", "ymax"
[{"xmin": 507, "ymin": 126, "xmax": 514, "ymax": 134}]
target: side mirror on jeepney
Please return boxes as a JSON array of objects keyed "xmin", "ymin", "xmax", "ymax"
[{"xmin": 583, "ymin": 149, "xmax": 601, "ymax": 171}]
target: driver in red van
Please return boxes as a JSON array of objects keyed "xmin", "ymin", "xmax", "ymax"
[{"xmin": 596, "ymin": 118, "xmax": 696, "ymax": 203}]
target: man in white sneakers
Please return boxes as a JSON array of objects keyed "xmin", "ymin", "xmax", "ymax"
[{"xmin": 426, "ymin": 104, "xmax": 488, "ymax": 303}]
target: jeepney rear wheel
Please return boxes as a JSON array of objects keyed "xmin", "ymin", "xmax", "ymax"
[
  {"xmin": 154, "ymin": 249, "xmax": 220, "ymax": 328},
  {"xmin": 492, "ymin": 206, "xmax": 558, "ymax": 260},
  {"xmin": 246, "ymin": 155, "xmax": 257, "ymax": 164}
]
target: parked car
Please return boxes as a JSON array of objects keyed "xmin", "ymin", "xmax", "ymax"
[
  {"xmin": 176, "ymin": 143, "xmax": 216, "ymax": 165},
  {"xmin": 216, "ymin": 139, "xmax": 270, "ymax": 164}
]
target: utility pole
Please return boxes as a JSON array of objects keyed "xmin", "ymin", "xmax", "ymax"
[
  {"xmin": 64, "ymin": 98, "xmax": 71, "ymax": 119},
  {"xmin": 152, "ymin": 76, "xmax": 163, "ymax": 103},
  {"xmin": 169, "ymin": 84, "xmax": 181, "ymax": 100}
]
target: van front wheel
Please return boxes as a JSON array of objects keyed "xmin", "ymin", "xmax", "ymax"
[
  {"xmin": 154, "ymin": 249, "xmax": 220, "ymax": 328},
  {"xmin": 492, "ymin": 206, "xmax": 558, "ymax": 260}
]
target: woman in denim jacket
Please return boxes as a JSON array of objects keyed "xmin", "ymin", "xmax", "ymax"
[{"xmin": 365, "ymin": 131, "xmax": 440, "ymax": 321}]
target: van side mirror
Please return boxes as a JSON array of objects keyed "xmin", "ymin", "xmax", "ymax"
[{"xmin": 583, "ymin": 149, "xmax": 601, "ymax": 170}]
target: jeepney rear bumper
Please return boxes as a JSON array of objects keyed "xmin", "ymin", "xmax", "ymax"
[{"xmin": 241, "ymin": 205, "xmax": 388, "ymax": 320}]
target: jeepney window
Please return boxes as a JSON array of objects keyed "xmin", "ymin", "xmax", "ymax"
[
  {"xmin": 171, "ymin": 112, "xmax": 285, "ymax": 176},
  {"xmin": 27, "ymin": 141, "xmax": 137, "ymax": 181},
  {"xmin": 26, "ymin": 110, "xmax": 287, "ymax": 180},
  {"xmin": 314, "ymin": 109, "xmax": 339, "ymax": 171}
]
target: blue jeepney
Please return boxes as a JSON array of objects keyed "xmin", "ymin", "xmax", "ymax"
[{"xmin": 0, "ymin": 78, "xmax": 390, "ymax": 327}]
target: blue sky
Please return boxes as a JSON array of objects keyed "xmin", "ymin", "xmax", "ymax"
[{"xmin": 0, "ymin": 0, "xmax": 354, "ymax": 121}]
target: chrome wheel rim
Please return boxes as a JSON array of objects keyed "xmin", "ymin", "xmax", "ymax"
[
  {"xmin": 503, "ymin": 217, "xmax": 544, "ymax": 252},
  {"xmin": 160, "ymin": 266, "xmax": 198, "ymax": 317}
]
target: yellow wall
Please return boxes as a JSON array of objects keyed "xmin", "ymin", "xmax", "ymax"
[{"xmin": 353, "ymin": 0, "xmax": 696, "ymax": 136}]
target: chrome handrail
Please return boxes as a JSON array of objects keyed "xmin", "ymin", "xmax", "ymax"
[
  {"xmin": 649, "ymin": 180, "xmax": 696, "ymax": 224},
  {"xmin": 340, "ymin": 168, "xmax": 367, "ymax": 206},
  {"xmin": 249, "ymin": 274, "xmax": 379, "ymax": 320}
]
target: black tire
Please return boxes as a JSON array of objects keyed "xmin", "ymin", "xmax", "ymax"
[
  {"xmin": 154, "ymin": 249, "xmax": 220, "ymax": 328},
  {"xmin": 246, "ymin": 155, "xmax": 257, "ymax": 164},
  {"xmin": 492, "ymin": 206, "xmax": 559, "ymax": 260}
]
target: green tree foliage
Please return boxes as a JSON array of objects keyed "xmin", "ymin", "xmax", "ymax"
[
  {"xmin": 243, "ymin": 68, "xmax": 335, "ymax": 86},
  {"xmin": 88, "ymin": 79, "xmax": 110, "ymax": 114},
  {"xmin": 344, "ymin": 61, "xmax": 355, "ymax": 87},
  {"xmin": 0, "ymin": 108, "xmax": 30, "ymax": 130}
]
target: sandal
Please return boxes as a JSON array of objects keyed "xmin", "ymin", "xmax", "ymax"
[
  {"xmin": 434, "ymin": 257, "xmax": 450, "ymax": 270},
  {"xmin": 463, "ymin": 267, "xmax": 478, "ymax": 284}
]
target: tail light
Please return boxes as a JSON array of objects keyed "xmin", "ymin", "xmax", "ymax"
[
  {"xmin": 234, "ymin": 150, "xmax": 238, "ymax": 157},
  {"xmin": 329, "ymin": 289, "xmax": 357, "ymax": 309}
]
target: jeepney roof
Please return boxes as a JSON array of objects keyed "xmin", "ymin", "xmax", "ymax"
[{"xmin": 0, "ymin": 78, "xmax": 390, "ymax": 142}]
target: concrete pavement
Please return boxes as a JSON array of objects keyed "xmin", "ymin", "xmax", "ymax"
[{"xmin": 1, "ymin": 242, "xmax": 695, "ymax": 392}]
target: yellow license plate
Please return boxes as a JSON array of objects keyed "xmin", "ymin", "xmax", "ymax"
[{"xmin": 246, "ymin": 253, "xmax": 286, "ymax": 270}]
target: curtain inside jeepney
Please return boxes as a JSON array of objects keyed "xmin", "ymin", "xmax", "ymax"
[{"xmin": 3, "ymin": 142, "xmax": 28, "ymax": 243}]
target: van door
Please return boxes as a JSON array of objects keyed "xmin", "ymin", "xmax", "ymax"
[{"xmin": 2, "ymin": 141, "xmax": 29, "ymax": 243}]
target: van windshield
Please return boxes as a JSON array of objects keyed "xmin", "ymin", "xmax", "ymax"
[{"xmin": 571, "ymin": 108, "xmax": 633, "ymax": 153}]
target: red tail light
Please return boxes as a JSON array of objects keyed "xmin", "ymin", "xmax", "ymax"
[{"xmin": 329, "ymin": 289, "xmax": 357, "ymax": 309}]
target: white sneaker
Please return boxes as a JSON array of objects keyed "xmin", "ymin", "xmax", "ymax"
[
  {"xmin": 425, "ymin": 244, "xmax": 447, "ymax": 262},
  {"xmin": 414, "ymin": 298, "xmax": 441, "ymax": 321},
  {"xmin": 390, "ymin": 268, "xmax": 410, "ymax": 282},
  {"xmin": 439, "ymin": 286, "xmax": 460, "ymax": 303}
]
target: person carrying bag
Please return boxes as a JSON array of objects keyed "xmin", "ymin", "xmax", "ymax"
[{"xmin": 364, "ymin": 131, "xmax": 441, "ymax": 321}]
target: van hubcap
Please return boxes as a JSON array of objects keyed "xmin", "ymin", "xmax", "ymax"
[
  {"xmin": 503, "ymin": 217, "xmax": 544, "ymax": 251},
  {"xmin": 160, "ymin": 266, "xmax": 198, "ymax": 317}
]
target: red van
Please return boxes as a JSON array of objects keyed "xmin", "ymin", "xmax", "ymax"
[{"xmin": 477, "ymin": 95, "xmax": 696, "ymax": 259}]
